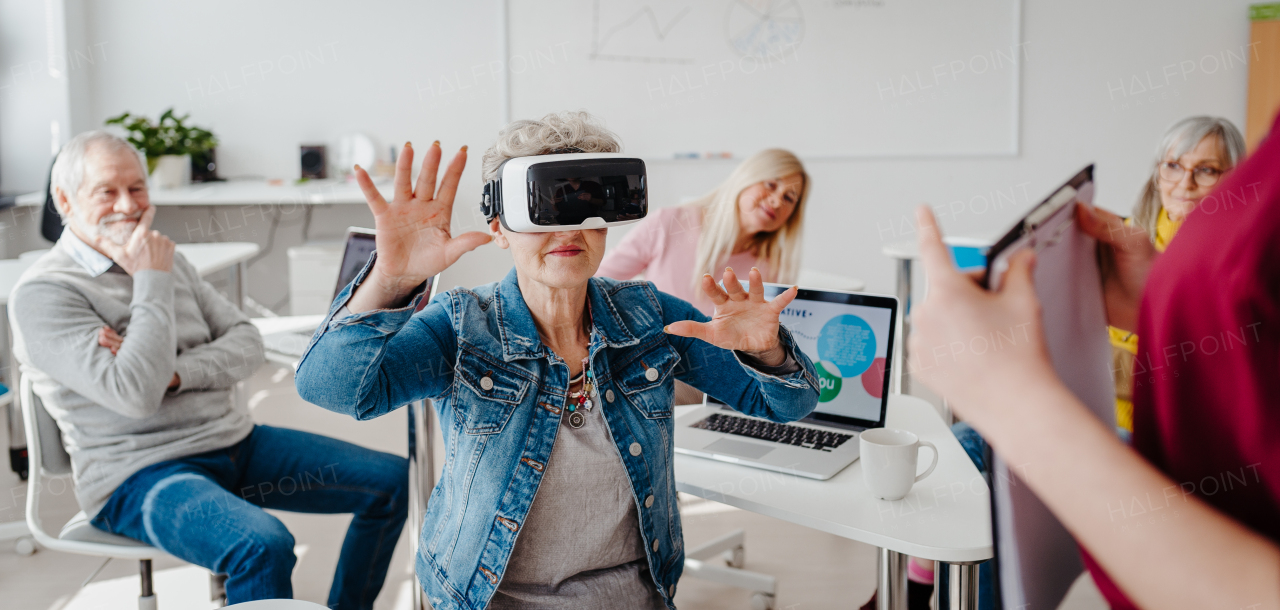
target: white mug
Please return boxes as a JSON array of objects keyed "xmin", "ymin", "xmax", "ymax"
[{"xmin": 860, "ymin": 428, "xmax": 939, "ymax": 501}]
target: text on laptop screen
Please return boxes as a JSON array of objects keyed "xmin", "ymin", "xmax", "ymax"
[
  {"xmin": 777, "ymin": 296, "xmax": 892, "ymax": 423},
  {"xmin": 710, "ymin": 284, "xmax": 896, "ymax": 428}
]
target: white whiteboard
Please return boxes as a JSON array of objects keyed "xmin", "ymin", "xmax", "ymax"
[{"xmin": 507, "ymin": 0, "xmax": 1022, "ymax": 158}]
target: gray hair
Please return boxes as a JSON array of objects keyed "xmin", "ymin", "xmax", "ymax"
[
  {"xmin": 1133, "ymin": 116, "xmax": 1245, "ymax": 242},
  {"xmin": 480, "ymin": 111, "xmax": 622, "ymax": 182},
  {"xmin": 50, "ymin": 130, "xmax": 147, "ymax": 220}
]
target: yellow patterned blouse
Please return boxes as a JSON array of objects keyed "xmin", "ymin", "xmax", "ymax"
[{"xmin": 1110, "ymin": 208, "xmax": 1181, "ymax": 434}]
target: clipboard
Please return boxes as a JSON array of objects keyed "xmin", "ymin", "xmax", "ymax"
[{"xmin": 981, "ymin": 165, "xmax": 1117, "ymax": 610}]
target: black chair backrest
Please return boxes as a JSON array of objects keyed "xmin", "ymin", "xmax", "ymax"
[{"xmin": 42, "ymin": 150, "xmax": 64, "ymax": 243}]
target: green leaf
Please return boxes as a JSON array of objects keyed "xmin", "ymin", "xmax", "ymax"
[{"xmin": 103, "ymin": 107, "xmax": 218, "ymax": 157}]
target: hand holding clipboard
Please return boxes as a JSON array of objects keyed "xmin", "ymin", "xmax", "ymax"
[
  {"xmin": 910, "ymin": 165, "xmax": 1117, "ymax": 610},
  {"xmin": 906, "ymin": 206, "xmax": 1052, "ymax": 428}
]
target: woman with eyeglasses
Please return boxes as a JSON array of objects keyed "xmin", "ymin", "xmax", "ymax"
[{"xmin": 1108, "ymin": 116, "xmax": 1245, "ymax": 440}]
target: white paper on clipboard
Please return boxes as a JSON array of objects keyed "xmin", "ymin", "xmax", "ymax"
[{"xmin": 985, "ymin": 167, "xmax": 1116, "ymax": 610}]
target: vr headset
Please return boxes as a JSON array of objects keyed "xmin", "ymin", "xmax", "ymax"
[{"xmin": 480, "ymin": 152, "xmax": 648, "ymax": 232}]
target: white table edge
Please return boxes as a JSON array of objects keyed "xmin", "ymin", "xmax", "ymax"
[{"xmin": 674, "ymin": 394, "xmax": 993, "ymax": 564}]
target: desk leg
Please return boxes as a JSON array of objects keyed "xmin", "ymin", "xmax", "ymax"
[
  {"xmin": 892, "ymin": 259, "xmax": 911, "ymax": 395},
  {"xmin": 231, "ymin": 261, "xmax": 248, "ymax": 312},
  {"xmin": 942, "ymin": 562, "xmax": 980, "ymax": 610},
  {"xmin": 877, "ymin": 548, "xmax": 908, "ymax": 610},
  {"xmin": 408, "ymin": 400, "xmax": 435, "ymax": 610}
]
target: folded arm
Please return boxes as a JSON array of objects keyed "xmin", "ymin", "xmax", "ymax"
[
  {"xmin": 13, "ymin": 271, "xmax": 176, "ymax": 419},
  {"xmin": 171, "ymin": 260, "xmax": 264, "ymax": 392}
]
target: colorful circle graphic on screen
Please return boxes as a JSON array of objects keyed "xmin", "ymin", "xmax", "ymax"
[
  {"xmin": 816, "ymin": 360, "xmax": 843, "ymax": 403},
  {"xmin": 816, "ymin": 314, "xmax": 877, "ymax": 378},
  {"xmin": 861, "ymin": 357, "xmax": 887, "ymax": 399}
]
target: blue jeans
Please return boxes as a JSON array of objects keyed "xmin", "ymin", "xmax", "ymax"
[{"xmin": 90, "ymin": 425, "xmax": 408, "ymax": 609}]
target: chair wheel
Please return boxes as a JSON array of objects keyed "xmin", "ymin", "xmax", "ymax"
[
  {"xmin": 14, "ymin": 536, "xmax": 35, "ymax": 556},
  {"xmin": 750, "ymin": 592, "xmax": 775, "ymax": 610},
  {"xmin": 725, "ymin": 546, "xmax": 745, "ymax": 568}
]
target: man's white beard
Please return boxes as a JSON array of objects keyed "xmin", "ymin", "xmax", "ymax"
[{"xmin": 75, "ymin": 212, "xmax": 139, "ymax": 246}]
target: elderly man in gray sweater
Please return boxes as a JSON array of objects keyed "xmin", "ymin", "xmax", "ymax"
[{"xmin": 11, "ymin": 131, "xmax": 407, "ymax": 609}]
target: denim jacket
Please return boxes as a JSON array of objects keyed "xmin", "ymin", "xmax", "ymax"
[{"xmin": 296, "ymin": 262, "xmax": 819, "ymax": 610}]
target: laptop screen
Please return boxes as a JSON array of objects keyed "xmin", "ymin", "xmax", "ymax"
[
  {"xmin": 332, "ymin": 230, "xmax": 378, "ymax": 300},
  {"xmin": 708, "ymin": 284, "xmax": 898, "ymax": 430}
]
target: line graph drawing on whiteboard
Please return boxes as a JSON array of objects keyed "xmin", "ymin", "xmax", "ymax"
[
  {"xmin": 725, "ymin": 0, "xmax": 805, "ymax": 59},
  {"xmin": 589, "ymin": 0, "xmax": 696, "ymax": 64}
]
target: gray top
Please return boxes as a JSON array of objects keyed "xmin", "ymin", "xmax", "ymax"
[
  {"xmin": 491, "ymin": 386, "xmax": 667, "ymax": 609},
  {"xmin": 10, "ymin": 232, "xmax": 263, "ymax": 517}
]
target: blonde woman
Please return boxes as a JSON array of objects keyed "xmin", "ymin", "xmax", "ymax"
[
  {"xmin": 597, "ymin": 149, "xmax": 809, "ymax": 315},
  {"xmin": 1110, "ymin": 116, "xmax": 1244, "ymax": 440}
]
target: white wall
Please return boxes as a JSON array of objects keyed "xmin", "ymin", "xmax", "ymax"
[
  {"xmin": 0, "ymin": 0, "xmax": 72, "ymax": 193},
  {"xmin": 1, "ymin": 0, "xmax": 1260, "ymax": 310}
]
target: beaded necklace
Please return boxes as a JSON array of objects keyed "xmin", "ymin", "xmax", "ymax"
[
  {"xmin": 565, "ymin": 358, "xmax": 597, "ymax": 429},
  {"xmin": 553, "ymin": 301, "xmax": 596, "ymax": 429}
]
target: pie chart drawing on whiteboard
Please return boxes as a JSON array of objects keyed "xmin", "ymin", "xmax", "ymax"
[{"xmin": 725, "ymin": 0, "xmax": 805, "ymax": 59}]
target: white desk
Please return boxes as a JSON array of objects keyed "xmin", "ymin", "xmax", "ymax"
[
  {"xmin": 0, "ymin": 242, "xmax": 261, "ymax": 306},
  {"xmin": 176, "ymin": 242, "xmax": 261, "ymax": 311},
  {"xmin": 250, "ymin": 337, "xmax": 989, "ymax": 609},
  {"xmin": 251, "ymin": 315, "xmax": 325, "ymax": 367},
  {"xmin": 675, "ymin": 393, "xmax": 992, "ymax": 610},
  {"xmin": 15, "ymin": 178, "xmax": 393, "ymax": 208},
  {"xmin": 796, "ymin": 269, "xmax": 866, "ymax": 293}
]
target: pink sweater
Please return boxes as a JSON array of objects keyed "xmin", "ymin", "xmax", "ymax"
[{"xmin": 596, "ymin": 207, "xmax": 768, "ymax": 316}]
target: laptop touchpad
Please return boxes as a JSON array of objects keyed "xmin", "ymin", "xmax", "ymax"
[{"xmin": 705, "ymin": 438, "xmax": 774, "ymax": 459}]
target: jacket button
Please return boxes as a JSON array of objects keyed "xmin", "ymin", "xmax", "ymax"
[
  {"xmin": 479, "ymin": 376, "xmax": 494, "ymax": 391},
  {"xmin": 652, "ymin": 539, "xmax": 659, "ymax": 552},
  {"xmin": 644, "ymin": 367, "xmax": 659, "ymax": 381},
  {"xmin": 644, "ymin": 494, "xmax": 654, "ymax": 508},
  {"xmin": 630, "ymin": 442, "xmax": 642, "ymax": 456},
  {"xmin": 605, "ymin": 389, "xmax": 615, "ymax": 403}
]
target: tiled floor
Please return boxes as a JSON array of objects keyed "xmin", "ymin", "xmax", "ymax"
[{"xmin": 0, "ymin": 364, "xmax": 1106, "ymax": 609}]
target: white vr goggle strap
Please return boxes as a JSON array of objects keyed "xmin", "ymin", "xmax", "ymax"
[{"xmin": 480, "ymin": 152, "xmax": 647, "ymax": 233}]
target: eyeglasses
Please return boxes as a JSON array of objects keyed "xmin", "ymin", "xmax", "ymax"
[{"xmin": 1157, "ymin": 161, "xmax": 1224, "ymax": 187}]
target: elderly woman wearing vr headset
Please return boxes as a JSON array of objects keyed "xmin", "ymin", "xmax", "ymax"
[{"xmin": 296, "ymin": 112, "xmax": 819, "ymax": 610}]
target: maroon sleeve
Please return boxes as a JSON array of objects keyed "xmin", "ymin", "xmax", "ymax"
[{"xmin": 1083, "ymin": 112, "xmax": 1280, "ymax": 607}]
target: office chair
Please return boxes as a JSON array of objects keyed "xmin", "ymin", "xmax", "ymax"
[
  {"xmin": 5, "ymin": 151, "xmax": 62, "ymax": 482},
  {"xmin": 21, "ymin": 376, "xmax": 228, "ymax": 608},
  {"xmin": 680, "ymin": 506, "xmax": 777, "ymax": 610}
]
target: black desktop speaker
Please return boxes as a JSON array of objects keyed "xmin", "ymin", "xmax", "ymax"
[
  {"xmin": 300, "ymin": 144, "xmax": 327, "ymax": 179},
  {"xmin": 191, "ymin": 148, "xmax": 220, "ymax": 182}
]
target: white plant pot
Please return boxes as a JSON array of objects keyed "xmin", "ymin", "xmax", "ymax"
[{"xmin": 151, "ymin": 154, "xmax": 191, "ymax": 190}]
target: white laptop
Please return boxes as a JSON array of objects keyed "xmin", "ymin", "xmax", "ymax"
[
  {"xmin": 261, "ymin": 227, "xmax": 435, "ymax": 358},
  {"xmin": 674, "ymin": 285, "xmax": 898, "ymax": 480}
]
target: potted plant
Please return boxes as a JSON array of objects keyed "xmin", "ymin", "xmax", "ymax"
[{"xmin": 105, "ymin": 109, "xmax": 218, "ymax": 189}]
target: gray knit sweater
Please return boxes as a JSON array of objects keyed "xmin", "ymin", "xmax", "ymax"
[{"xmin": 10, "ymin": 236, "xmax": 263, "ymax": 517}]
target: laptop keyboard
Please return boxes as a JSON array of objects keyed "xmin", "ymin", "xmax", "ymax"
[{"xmin": 692, "ymin": 413, "xmax": 854, "ymax": 452}]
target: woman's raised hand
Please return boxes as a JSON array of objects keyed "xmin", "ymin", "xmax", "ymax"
[
  {"xmin": 665, "ymin": 267, "xmax": 798, "ymax": 366},
  {"xmin": 348, "ymin": 142, "xmax": 492, "ymax": 312},
  {"xmin": 1075, "ymin": 202, "xmax": 1156, "ymax": 333}
]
